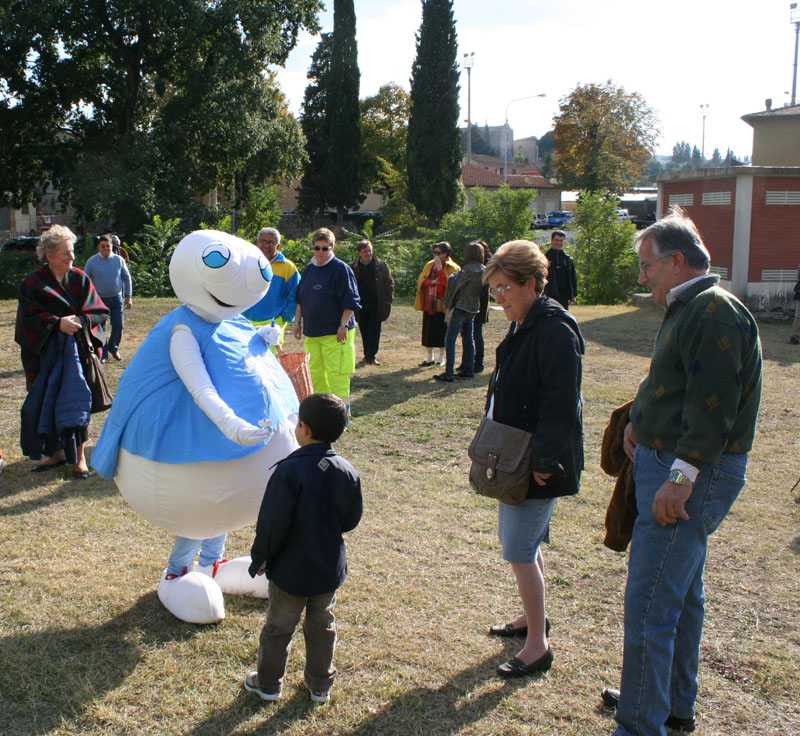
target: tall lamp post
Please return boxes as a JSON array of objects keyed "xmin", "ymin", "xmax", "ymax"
[
  {"xmin": 463, "ymin": 52, "xmax": 474, "ymax": 163},
  {"xmin": 699, "ymin": 103, "xmax": 709, "ymax": 162},
  {"xmin": 503, "ymin": 93, "xmax": 546, "ymax": 182},
  {"xmin": 791, "ymin": 3, "xmax": 800, "ymax": 105}
]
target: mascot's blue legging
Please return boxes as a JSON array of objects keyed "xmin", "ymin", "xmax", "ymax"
[{"xmin": 167, "ymin": 534, "xmax": 227, "ymax": 576}]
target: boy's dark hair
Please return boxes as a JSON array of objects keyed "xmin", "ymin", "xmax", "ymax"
[{"xmin": 299, "ymin": 393, "xmax": 348, "ymax": 443}]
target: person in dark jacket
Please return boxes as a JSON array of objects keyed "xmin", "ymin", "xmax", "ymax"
[
  {"xmin": 245, "ymin": 393, "xmax": 362, "ymax": 704},
  {"xmin": 15, "ymin": 225, "xmax": 108, "ymax": 478},
  {"xmin": 459, "ymin": 240, "xmax": 492, "ymax": 374},
  {"xmin": 350, "ymin": 239, "xmax": 394, "ymax": 366},
  {"xmin": 435, "ymin": 241, "xmax": 485, "ymax": 382},
  {"xmin": 481, "ymin": 239, "xmax": 584, "ymax": 679},
  {"xmin": 543, "ymin": 230, "xmax": 578, "ymax": 309}
]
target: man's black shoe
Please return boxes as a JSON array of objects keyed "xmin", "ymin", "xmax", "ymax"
[{"xmin": 601, "ymin": 688, "xmax": 695, "ymax": 732}]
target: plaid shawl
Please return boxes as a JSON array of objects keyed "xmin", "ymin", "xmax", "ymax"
[{"xmin": 15, "ymin": 265, "xmax": 108, "ymax": 388}]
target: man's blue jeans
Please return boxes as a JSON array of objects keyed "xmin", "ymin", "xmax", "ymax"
[
  {"xmin": 102, "ymin": 294, "xmax": 124, "ymax": 354},
  {"xmin": 613, "ymin": 446, "xmax": 747, "ymax": 736},
  {"xmin": 444, "ymin": 308, "xmax": 474, "ymax": 376}
]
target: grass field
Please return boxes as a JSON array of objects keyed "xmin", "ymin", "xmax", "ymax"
[{"xmin": 1, "ymin": 297, "xmax": 798, "ymax": 736}]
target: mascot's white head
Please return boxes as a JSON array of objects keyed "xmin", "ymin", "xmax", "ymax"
[{"xmin": 170, "ymin": 230, "xmax": 272, "ymax": 323}]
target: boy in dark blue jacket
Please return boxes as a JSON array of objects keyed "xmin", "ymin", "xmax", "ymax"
[{"xmin": 244, "ymin": 393, "xmax": 362, "ymax": 704}]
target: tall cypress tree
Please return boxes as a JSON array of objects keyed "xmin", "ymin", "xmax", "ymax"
[
  {"xmin": 406, "ymin": 0, "xmax": 461, "ymax": 221},
  {"xmin": 297, "ymin": 33, "xmax": 332, "ymax": 215},
  {"xmin": 325, "ymin": 0, "xmax": 362, "ymax": 220}
]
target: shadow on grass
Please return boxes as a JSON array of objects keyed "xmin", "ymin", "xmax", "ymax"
[
  {"xmin": 182, "ymin": 653, "xmax": 533, "ymax": 736},
  {"xmin": 0, "ymin": 454, "xmax": 117, "ymax": 515},
  {"xmin": 577, "ymin": 306, "xmax": 663, "ymax": 359},
  {"xmin": 0, "ymin": 592, "xmax": 204, "ymax": 736},
  {"xmin": 350, "ymin": 367, "xmax": 491, "ymax": 419}
]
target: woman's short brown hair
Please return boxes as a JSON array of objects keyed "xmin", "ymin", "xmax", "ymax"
[
  {"xmin": 312, "ymin": 227, "xmax": 336, "ymax": 247},
  {"xmin": 483, "ymin": 240, "xmax": 549, "ymax": 296},
  {"xmin": 37, "ymin": 225, "xmax": 76, "ymax": 262}
]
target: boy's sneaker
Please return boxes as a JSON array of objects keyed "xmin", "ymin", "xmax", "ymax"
[
  {"xmin": 243, "ymin": 672, "xmax": 282, "ymax": 701},
  {"xmin": 304, "ymin": 678, "xmax": 330, "ymax": 704}
]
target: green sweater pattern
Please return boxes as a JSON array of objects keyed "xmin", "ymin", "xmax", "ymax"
[{"xmin": 631, "ymin": 275, "xmax": 762, "ymax": 469}]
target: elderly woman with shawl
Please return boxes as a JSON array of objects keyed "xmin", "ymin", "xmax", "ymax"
[
  {"xmin": 15, "ymin": 225, "xmax": 108, "ymax": 478},
  {"xmin": 414, "ymin": 241, "xmax": 460, "ymax": 367}
]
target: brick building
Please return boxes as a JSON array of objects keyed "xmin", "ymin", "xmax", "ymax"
[{"xmin": 655, "ymin": 103, "xmax": 800, "ymax": 311}]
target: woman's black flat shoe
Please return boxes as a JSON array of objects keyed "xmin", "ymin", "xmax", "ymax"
[
  {"xmin": 418, "ymin": 360, "xmax": 435, "ymax": 367},
  {"xmin": 32, "ymin": 459, "xmax": 67, "ymax": 472},
  {"xmin": 489, "ymin": 623, "xmax": 528, "ymax": 638},
  {"xmin": 489, "ymin": 618, "xmax": 551, "ymax": 638},
  {"xmin": 496, "ymin": 647, "xmax": 554, "ymax": 678},
  {"xmin": 72, "ymin": 469, "xmax": 91, "ymax": 479}
]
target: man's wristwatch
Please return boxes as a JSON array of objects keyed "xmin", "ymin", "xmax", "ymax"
[
  {"xmin": 668, "ymin": 469, "xmax": 693, "ymax": 486},
  {"xmin": 339, "ymin": 322, "xmax": 348, "ymax": 328}
]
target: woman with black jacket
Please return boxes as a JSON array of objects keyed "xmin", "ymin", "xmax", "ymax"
[{"xmin": 481, "ymin": 240, "xmax": 584, "ymax": 678}]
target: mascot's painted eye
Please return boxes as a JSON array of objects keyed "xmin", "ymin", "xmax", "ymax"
[
  {"xmin": 245, "ymin": 255, "xmax": 273, "ymax": 295},
  {"xmin": 202, "ymin": 244, "xmax": 231, "ymax": 269}
]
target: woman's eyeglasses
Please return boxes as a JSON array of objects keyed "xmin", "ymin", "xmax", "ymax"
[
  {"xmin": 489, "ymin": 284, "xmax": 516, "ymax": 298},
  {"xmin": 432, "ymin": 250, "xmax": 442, "ymax": 255},
  {"xmin": 313, "ymin": 245, "xmax": 332, "ymax": 252}
]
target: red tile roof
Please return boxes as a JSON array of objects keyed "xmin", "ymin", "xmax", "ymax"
[{"xmin": 461, "ymin": 160, "xmax": 555, "ymax": 189}]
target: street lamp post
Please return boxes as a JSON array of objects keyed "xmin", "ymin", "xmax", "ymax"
[
  {"xmin": 699, "ymin": 103, "xmax": 709, "ymax": 162},
  {"xmin": 463, "ymin": 52, "xmax": 474, "ymax": 163},
  {"xmin": 791, "ymin": 3, "xmax": 800, "ymax": 105},
  {"xmin": 503, "ymin": 94, "xmax": 546, "ymax": 182}
]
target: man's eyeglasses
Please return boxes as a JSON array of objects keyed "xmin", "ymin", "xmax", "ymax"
[
  {"xmin": 313, "ymin": 245, "xmax": 332, "ymax": 252},
  {"xmin": 261, "ymin": 239, "xmax": 278, "ymax": 245},
  {"xmin": 639, "ymin": 254, "xmax": 671, "ymax": 275},
  {"xmin": 489, "ymin": 284, "xmax": 516, "ymax": 298},
  {"xmin": 432, "ymin": 250, "xmax": 442, "ymax": 255}
]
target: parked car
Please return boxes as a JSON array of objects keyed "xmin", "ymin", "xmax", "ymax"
[
  {"xmin": 531, "ymin": 213, "xmax": 549, "ymax": 229},
  {"xmin": 616, "ymin": 209, "xmax": 634, "ymax": 223},
  {"xmin": 547, "ymin": 211, "xmax": 575, "ymax": 228},
  {"xmin": 0, "ymin": 236, "xmax": 38, "ymax": 254}
]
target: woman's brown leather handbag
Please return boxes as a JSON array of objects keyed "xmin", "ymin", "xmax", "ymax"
[
  {"xmin": 467, "ymin": 416, "xmax": 532, "ymax": 505},
  {"xmin": 76, "ymin": 327, "xmax": 114, "ymax": 413}
]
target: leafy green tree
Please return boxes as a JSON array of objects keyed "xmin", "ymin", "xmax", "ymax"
[
  {"xmin": 297, "ymin": 33, "xmax": 332, "ymax": 215},
  {"xmin": 672, "ymin": 141, "xmax": 691, "ymax": 166},
  {"xmin": 538, "ymin": 130, "xmax": 555, "ymax": 158},
  {"xmin": 325, "ymin": 0, "xmax": 362, "ymax": 221},
  {"xmin": 723, "ymin": 148, "xmax": 742, "ymax": 166},
  {"xmin": 361, "ymin": 83, "xmax": 410, "ymax": 197},
  {"xmin": 126, "ymin": 216, "xmax": 184, "ymax": 297},
  {"xmin": 572, "ymin": 192, "xmax": 639, "ymax": 304},
  {"xmin": 406, "ymin": 0, "xmax": 462, "ymax": 221},
  {"xmin": 553, "ymin": 81, "xmax": 659, "ymax": 194},
  {"xmin": 236, "ymin": 184, "xmax": 285, "ymax": 243},
  {"xmin": 0, "ymin": 0, "xmax": 320, "ymax": 234},
  {"xmin": 691, "ymin": 146, "xmax": 703, "ymax": 168},
  {"xmin": 436, "ymin": 184, "xmax": 536, "ymax": 256}
]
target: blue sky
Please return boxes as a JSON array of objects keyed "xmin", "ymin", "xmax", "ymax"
[{"xmin": 271, "ymin": 0, "xmax": 798, "ymax": 158}]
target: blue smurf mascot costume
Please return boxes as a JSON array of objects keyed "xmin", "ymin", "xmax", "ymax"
[{"xmin": 92, "ymin": 230, "xmax": 299, "ymax": 624}]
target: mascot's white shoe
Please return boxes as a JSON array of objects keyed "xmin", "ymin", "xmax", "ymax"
[
  {"xmin": 193, "ymin": 556, "xmax": 270, "ymax": 598},
  {"xmin": 157, "ymin": 569, "xmax": 226, "ymax": 624}
]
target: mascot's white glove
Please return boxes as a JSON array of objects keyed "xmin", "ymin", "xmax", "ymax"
[
  {"xmin": 170, "ymin": 325, "xmax": 270, "ymax": 446},
  {"xmin": 257, "ymin": 322, "xmax": 282, "ymax": 347}
]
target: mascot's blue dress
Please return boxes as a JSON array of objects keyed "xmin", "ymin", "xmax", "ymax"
[{"xmin": 92, "ymin": 230, "xmax": 300, "ymax": 624}]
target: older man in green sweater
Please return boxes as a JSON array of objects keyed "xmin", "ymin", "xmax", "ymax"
[{"xmin": 602, "ymin": 211, "xmax": 762, "ymax": 736}]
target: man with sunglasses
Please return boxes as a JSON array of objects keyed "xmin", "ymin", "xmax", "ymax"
[
  {"xmin": 293, "ymin": 228, "xmax": 360, "ymax": 418},
  {"xmin": 243, "ymin": 227, "xmax": 300, "ymax": 349},
  {"xmin": 602, "ymin": 210, "xmax": 762, "ymax": 736}
]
